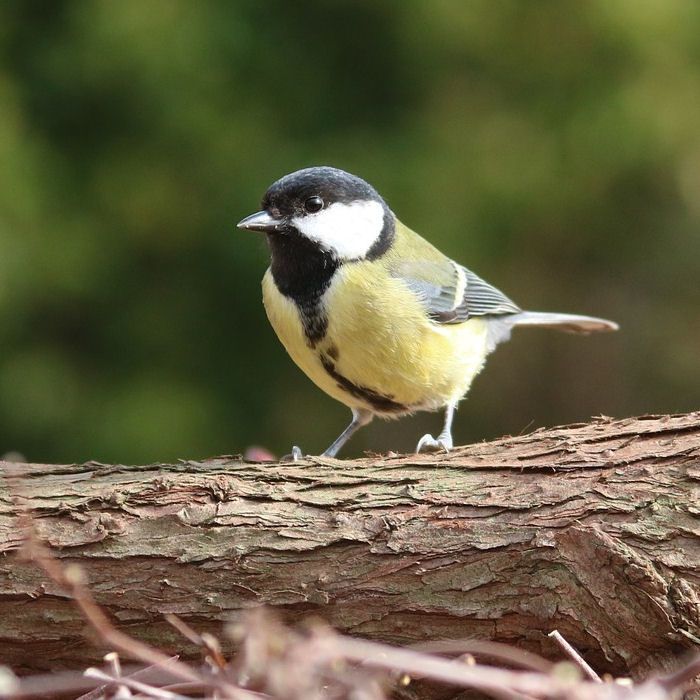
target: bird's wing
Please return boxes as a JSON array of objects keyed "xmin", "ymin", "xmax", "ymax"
[{"xmin": 392, "ymin": 259, "xmax": 521, "ymax": 324}]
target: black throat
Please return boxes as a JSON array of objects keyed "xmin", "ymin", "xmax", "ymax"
[
  {"xmin": 267, "ymin": 233, "xmax": 339, "ymax": 347},
  {"xmin": 267, "ymin": 212, "xmax": 395, "ymax": 347}
]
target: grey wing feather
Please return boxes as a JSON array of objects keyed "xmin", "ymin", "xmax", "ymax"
[
  {"xmin": 397, "ymin": 261, "xmax": 521, "ymax": 324},
  {"xmin": 454, "ymin": 269, "xmax": 521, "ymax": 320}
]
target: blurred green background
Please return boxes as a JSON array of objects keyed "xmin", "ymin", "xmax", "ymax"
[{"xmin": 1, "ymin": 0, "xmax": 698, "ymax": 464}]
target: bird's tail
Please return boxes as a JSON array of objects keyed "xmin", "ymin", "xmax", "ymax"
[
  {"xmin": 485, "ymin": 311, "xmax": 618, "ymax": 353},
  {"xmin": 508, "ymin": 311, "xmax": 619, "ymax": 334},
  {"xmin": 508, "ymin": 311, "xmax": 619, "ymax": 333}
]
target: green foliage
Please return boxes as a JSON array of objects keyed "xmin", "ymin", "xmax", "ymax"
[{"xmin": 0, "ymin": 0, "xmax": 698, "ymax": 462}]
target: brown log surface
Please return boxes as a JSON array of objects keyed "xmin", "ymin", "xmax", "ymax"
[{"xmin": 1, "ymin": 413, "xmax": 699, "ymax": 677}]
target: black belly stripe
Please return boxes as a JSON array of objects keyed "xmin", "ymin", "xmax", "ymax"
[
  {"xmin": 320, "ymin": 355, "xmax": 406, "ymax": 413},
  {"xmin": 297, "ymin": 302, "xmax": 328, "ymax": 347}
]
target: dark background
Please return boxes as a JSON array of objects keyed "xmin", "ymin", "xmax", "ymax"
[{"xmin": 1, "ymin": 0, "xmax": 698, "ymax": 463}]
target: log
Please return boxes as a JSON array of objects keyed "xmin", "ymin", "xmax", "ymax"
[{"xmin": 0, "ymin": 413, "xmax": 699, "ymax": 680}]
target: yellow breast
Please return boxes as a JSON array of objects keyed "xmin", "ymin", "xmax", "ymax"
[{"xmin": 262, "ymin": 262, "xmax": 489, "ymax": 416}]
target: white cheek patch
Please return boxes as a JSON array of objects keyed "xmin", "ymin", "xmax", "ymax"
[{"xmin": 292, "ymin": 200, "xmax": 385, "ymax": 260}]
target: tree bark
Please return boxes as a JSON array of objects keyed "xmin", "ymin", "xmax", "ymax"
[{"xmin": 1, "ymin": 413, "xmax": 699, "ymax": 680}]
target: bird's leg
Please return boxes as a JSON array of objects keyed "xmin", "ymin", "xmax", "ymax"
[
  {"xmin": 416, "ymin": 403, "xmax": 456, "ymax": 453},
  {"xmin": 281, "ymin": 408, "xmax": 373, "ymax": 462},
  {"xmin": 281, "ymin": 445, "xmax": 304, "ymax": 462},
  {"xmin": 322, "ymin": 408, "xmax": 374, "ymax": 458}
]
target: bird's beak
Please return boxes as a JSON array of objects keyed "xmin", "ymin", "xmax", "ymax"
[{"xmin": 237, "ymin": 210, "xmax": 284, "ymax": 233}]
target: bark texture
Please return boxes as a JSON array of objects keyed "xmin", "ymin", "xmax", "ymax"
[{"xmin": 1, "ymin": 413, "xmax": 699, "ymax": 678}]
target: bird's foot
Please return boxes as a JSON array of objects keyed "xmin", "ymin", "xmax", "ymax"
[
  {"xmin": 280, "ymin": 445, "xmax": 304, "ymax": 462},
  {"xmin": 416, "ymin": 434, "xmax": 453, "ymax": 454}
]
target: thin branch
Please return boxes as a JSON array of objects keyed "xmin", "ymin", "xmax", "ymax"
[
  {"xmin": 548, "ymin": 630, "xmax": 602, "ymax": 682},
  {"xmin": 655, "ymin": 654, "xmax": 700, "ymax": 690},
  {"xmin": 411, "ymin": 639, "xmax": 554, "ymax": 673},
  {"xmin": 83, "ymin": 669, "xmax": 190, "ymax": 700},
  {"xmin": 165, "ymin": 615, "xmax": 228, "ymax": 670},
  {"xmin": 305, "ymin": 633, "xmax": 597, "ymax": 700}
]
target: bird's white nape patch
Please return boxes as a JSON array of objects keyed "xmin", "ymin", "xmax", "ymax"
[{"xmin": 291, "ymin": 200, "xmax": 385, "ymax": 260}]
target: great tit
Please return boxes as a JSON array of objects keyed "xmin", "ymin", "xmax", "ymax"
[{"xmin": 238, "ymin": 166, "xmax": 618, "ymax": 458}]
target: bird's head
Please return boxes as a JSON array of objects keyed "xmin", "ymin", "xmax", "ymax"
[{"xmin": 237, "ymin": 166, "xmax": 394, "ymax": 261}]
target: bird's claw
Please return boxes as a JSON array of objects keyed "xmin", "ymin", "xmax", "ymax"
[
  {"xmin": 281, "ymin": 445, "xmax": 304, "ymax": 462},
  {"xmin": 416, "ymin": 434, "xmax": 452, "ymax": 454}
]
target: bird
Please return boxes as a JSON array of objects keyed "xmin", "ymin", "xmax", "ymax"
[{"xmin": 237, "ymin": 166, "xmax": 618, "ymax": 458}]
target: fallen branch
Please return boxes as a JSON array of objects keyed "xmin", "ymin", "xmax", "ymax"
[{"xmin": 0, "ymin": 413, "xmax": 698, "ymax": 683}]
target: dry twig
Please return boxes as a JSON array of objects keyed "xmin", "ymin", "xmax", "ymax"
[{"xmin": 548, "ymin": 630, "xmax": 602, "ymax": 682}]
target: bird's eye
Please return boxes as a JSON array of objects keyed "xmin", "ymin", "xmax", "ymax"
[{"xmin": 304, "ymin": 196, "xmax": 324, "ymax": 213}]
